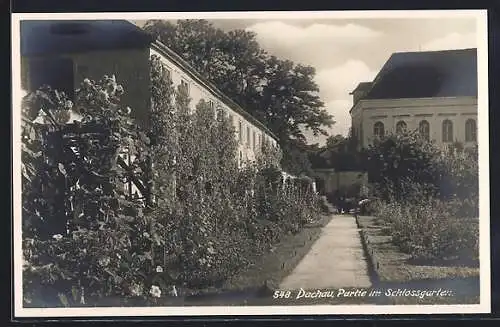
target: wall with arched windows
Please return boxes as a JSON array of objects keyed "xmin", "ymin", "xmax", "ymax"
[
  {"xmin": 418, "ymin": 120, "xmax": 430, "ymax": 140},
  {"xmin": 465, "ymin": 118, "xmax": 477, "ymax": 142},
  {"xmin": 373, "ymin": 121, "xmax": 385, "ymax": 138},
  {"xmin": 350, "ymin": 96, "xmax": 477, "ymax": 149}
]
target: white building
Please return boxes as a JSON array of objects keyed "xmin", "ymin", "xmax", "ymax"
[
  {"xmin": 149, "ymin": 42, "xmax": 279, "ymax": 168},
  {"xmin": 350, "ymin": 48, "xmax": 478, "ymax": 150},
  {"xmin": 20, "ymin": 20, "xmax": 281, "ymax": 200}
]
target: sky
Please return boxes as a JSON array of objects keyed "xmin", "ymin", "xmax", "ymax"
[{"xmin": 135, "ymin": 17, "xmax": 477, "ymax": 145}]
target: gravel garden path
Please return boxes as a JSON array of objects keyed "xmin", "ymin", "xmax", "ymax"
[{"xmin": 279, "ymin": 214, "xmax": 372, "ymax": 290}]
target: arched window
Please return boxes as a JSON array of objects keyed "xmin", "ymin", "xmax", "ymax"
[
  {"xmin": 373, "ymin": 121, "xmax": 385, "ymax": 138},
  {"xmin": 465, "ymin": 119, "xmax": 477, "ymax": 142},
  {"xmin": 418, "ymin": 120, "xmax": 430, "ymax": 141},
  {"xmin": 396, "ymin": 120, "xmax": 407, "ymax": 134},
  {"xmin": 442, "ymin": 119, "xmax": 453, "ymax": 143}
]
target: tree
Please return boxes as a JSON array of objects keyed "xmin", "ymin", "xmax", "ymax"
[
  {"xmin": 363, "ymin": 131, "xmax": 443, "ymax": 202},
  {"xmin": 309, "ymin": 131, "xmax": 362, "ymax": 171},
  {"xmin": 280, "ymin": 138, "xmax": 314, "ymax": 176},
  {"xmin": 143, "ymin": 19, "xmax": 334, "ymax": 171}
]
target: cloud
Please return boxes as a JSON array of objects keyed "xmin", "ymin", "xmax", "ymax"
[
  {"xmin": 305, "ymin": 61, "xmax": 377, "ymax": 143},
  {"xmin": 324, "ymin": 99, "xmax": 352, "ymax": 136},
  {"xmin": 422, "ymin": 32, "xmax": 476, "ymax": 51},
  {"xmin": 304, "ymin": 99, "xmax": 352, "ymax": 145},
  {"xmin": 315, "ymin": 60, "xmax": 377, "ymax": 100},
  {"xmin": 247, "ymin": 21, "xmax": 382, "ymax": 45},
  {"xmin": 245, "ymin": 21, "xmax": 383, "ymax": 67}
]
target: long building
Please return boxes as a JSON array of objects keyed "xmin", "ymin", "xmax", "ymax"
[
  {"xmin": 350, "ymin": 48, "xmax": 478, "ymax": 150},
  {"xmin": 20, "ymin": 20, "xmax": 279, "ymax": 171}
]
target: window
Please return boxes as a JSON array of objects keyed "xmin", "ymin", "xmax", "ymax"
[
  {"xmin": 359, "ymin": 123, "xmax": 363, "ymax": 147},
  {"xmin": 465, "ymin": 119, "xmax": 477, "ymax": 142},
  {"xmin": 246, "ymin": 126, "xmax": 251, "ymax": 148},
  {"xmin": 208, "ymin": 100, "xmax": 215, "ymax": 110},
  {"xmin": 373, "ymin": 121, "xmax": 385, "ymax": 138},
  {"xmin": 442, "ymin": 119, "xmax": 453, "ymax": 143},
  {"xmin": 163, "ymin": 66, "xmax": 171, "ymax": 82},
  {"xmin": 238, "ymin": 121, "xmax": 243, "ymax": 143},
  {"xmin": 396, "ymin": 121, "xmax": 407, "ymax": 134},
  {"xmin": 180, "ymin": 79, "xmax": 190, "ymax": 95},
  {"xmin": 258, "ymin": 134, "xmax": 262, "ymax": 149},
  {"xmin": 239, "ymin": 151, "xmax": 243, "ymax": 168},
  {"xmin": 216, "ymin": 107, "xmax": 224, "ymax": 121},
  {"xmin": 418, "ymin": 120, "xmax": 430, "ymax": 141},
  {"xmin": 253, "ymin": 131, "xmax": 256, "ymax": 150}
]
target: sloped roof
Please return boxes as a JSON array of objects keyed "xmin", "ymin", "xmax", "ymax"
[
  {"xmin": 20, "ymin": 20, "xmax": 279, "ymax": 141},
  {"xmin": 349, "ymin": 82, "xmax": 373, "ymax": 95},
  {"xmin": 20, "ymin": 20, "xmax": 153, "ymax": 56},
  {"xmin": 363, "ymin": 48, "xmax": 477, "ymax": 100}
]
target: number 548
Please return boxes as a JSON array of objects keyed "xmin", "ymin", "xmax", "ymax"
[{"xmin": 273, "ymin": 290, "xmax": 291, "ymax": 299}]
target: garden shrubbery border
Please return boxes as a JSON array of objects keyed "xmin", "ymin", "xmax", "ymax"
[
  {"xmin": 356, "ymin": 215, "xmax": 479, "ymax": 282},
  {"xmin": 21, "ymin": 59, "xmax": 324, "ymax": 306}
]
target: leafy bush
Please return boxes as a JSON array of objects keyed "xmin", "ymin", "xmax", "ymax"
[
  {"xmin": 364, "ymin": 131, "xmax": 444, "ymax": 202},
  {"xmin": 376, "ymin": 196, "xmax": 478, "ymax": 262},
  {"xmin": 21, "ymin": 57, "xmax": 323, "ymax": 306},
  {"xmin": 365, "ymin": 130, "xmax": 478, "ymax": 216},
  {"xmin": 22, "ymin": 76, "xmax": 153, "ymax": 305},
  {"xmin": 365, "ymin": 131, "xmax": 479, "ymax": 262}
]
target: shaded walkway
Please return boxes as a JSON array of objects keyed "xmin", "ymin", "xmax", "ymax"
[{"xmin": 279, "ymin": 215, "xmax": 371, "ymax": 289}]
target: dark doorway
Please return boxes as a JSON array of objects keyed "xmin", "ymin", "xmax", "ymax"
[{"xmin": 29, "ymin": 57, "xmax": 75, "ymax": 99}]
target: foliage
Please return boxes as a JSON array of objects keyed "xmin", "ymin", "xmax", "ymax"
[
  {"xmin": 363, "ymin": 131, "xmax": 442, "ymax": 201},
  {"xmin": 363, "ymin": 130, "xmax": 479, "ymax": 216},
  {"xmin": 375, "ymin": 188, "xmax": 478, "ymax": 263},
  {"xmin": 310, "ymin": 131, "xmax": 363, "ymax": 171},
  {"xmin": 280, "ymin": 138, "xmax": 315, "ymax": 176},
  {"xmin": 22, "ymin": 76, "xmax": 153, "ymax": 305},
  {"xmin": 365, "ymin": 132, "xmax": 479, "ymax": 262},
  {"xmin": 143, "ymin": 19, "xmax": 334, "ymax": 171},
  {"xmin": 22, "ymin": 59, "xmax": 322, "ymax": 306},
  {"xmin": 147, "ymin": 58, "xmax": 320, "ymax": 288}
]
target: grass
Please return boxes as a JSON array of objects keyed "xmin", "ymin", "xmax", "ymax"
[{"xmin": 222, "ymin": 213, "xmax": 333, "ymax": 291}]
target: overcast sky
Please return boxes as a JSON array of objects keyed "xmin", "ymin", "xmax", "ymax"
[{"xmin": 135, "ymin": 18, "xmax": 477, "ymax": 145}]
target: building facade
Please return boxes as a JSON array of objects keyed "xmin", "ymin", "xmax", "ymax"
[
  {"xmin": 350, "ymin": 48, "xmax": 478, "ymax": 150},
  {"xmin": 149, "ymin": 42, "xmax": 279, "ymax": 167},
  {"xmin": 20, "ymin": 20, "xmax": 279, "ymax": 169}
]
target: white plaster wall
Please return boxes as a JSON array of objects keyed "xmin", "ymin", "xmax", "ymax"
[
  {"xmin": 150, "ymin": 48, "xmax": 277, "ymax": 167},
  {"xmin": 351, "ymin": 96, "xmax": 478, "ymax": 149},
  {"xmin": 22, "ymin": 46, "xmax": 278, "ymax": 171}
]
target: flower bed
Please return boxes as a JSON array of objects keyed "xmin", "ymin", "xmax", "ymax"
[
  {"xmin": 373, "ymin": 199, "xmax": 479, "ymax": 264},
  {"xmin": 21, "ymin": 64, "xmax": 324, "ymax": 307},
  {"xmin": 356, "ymin": 215, "xmax": 480, "ymax": 305}
]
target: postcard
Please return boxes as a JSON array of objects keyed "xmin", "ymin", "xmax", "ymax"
[{"xmin": 11, "ymin": 9, "xmax": 490, "ymax": 317}]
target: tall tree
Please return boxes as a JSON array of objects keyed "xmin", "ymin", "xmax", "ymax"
[
  {"xmin": 143, "ymin": 19, "xmax": 334, "ymax": 173},
  {"xmin": 310, "ymin": 130, "xmax": 363, "ymax": 171}
]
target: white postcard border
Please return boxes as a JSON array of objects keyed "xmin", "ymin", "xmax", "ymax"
[{"xmin": 11, "ymin": 9, "xmax": 491, "ymax": 317}]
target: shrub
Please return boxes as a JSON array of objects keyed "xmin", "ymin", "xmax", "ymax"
[
  {"xmin": 375, "ymin": 182, "xmax": 478, "ymax": 262},
  {"xmin": 145, "ymin": 56, "xmax": 322, "ymax": 290},
  {"xmin": 22, "ymin": 76, "xmax": 153, "ymax": 305},
  {"xmin": 22, "ymin": 58, "xmax": 323, "ymax": 306},
  {"xmin": 365, "ymin": 130, "xmax": 479, "ymax": 217}
]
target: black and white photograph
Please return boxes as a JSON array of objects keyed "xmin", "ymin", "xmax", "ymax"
[{"xmin": 12, "ymin": 10, "xmax": 490, "ymax": 317}]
